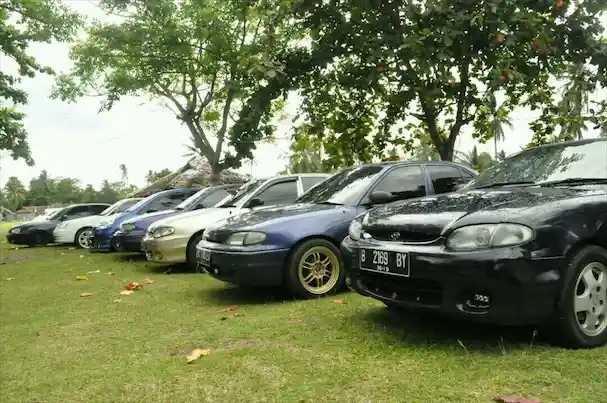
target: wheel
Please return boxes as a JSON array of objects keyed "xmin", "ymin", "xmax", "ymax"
[
  {"xmin": 554, "ymin": 245, "xmax": 607, "ymax": 348},
  {"xmin": 74, "ymin": 227, "xmax": 93, "ymax": 249},
  {"xmin": 285, "ymin": 239, "xmax": 345, "ymax": 298},
  {"xmin": 30, "ymin": 231, "xmax": 51, "ymax": 247},
  {"xmin": 186, "ymin": 232, "xmax": 204, "ymax": 271}
]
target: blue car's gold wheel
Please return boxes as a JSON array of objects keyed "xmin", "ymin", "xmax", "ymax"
[{"xmin": 285, "ymin": 239, "xmax": 346, "ymax": 298}]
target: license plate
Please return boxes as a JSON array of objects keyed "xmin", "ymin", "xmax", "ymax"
[
  {"xmin": 197, "ymin": 248, "xmax": 211, "ymax": 267},
  {"xmin": 359, "ymin": 248, "xmax": 410, "ymax": 277}
]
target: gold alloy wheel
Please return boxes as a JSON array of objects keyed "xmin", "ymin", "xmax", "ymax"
[{"xmin": 297, "ymin": 246, "xmax": 340, "ymax": 295}]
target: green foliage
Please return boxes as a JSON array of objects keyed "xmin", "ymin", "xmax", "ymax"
[
  {"xmin": 284, "ymin": 124, "xmax": 325, "ymax": 173},
  {"xmin": 285, "ymin": 0, "xmax": 607, "ymax": 167},
  {"xmin": 52, "ymin": 0, "xmax": 303, "ymax": 178},
  {"xmin": 0, "ymin": 0, "xmax": 82, "ymax": 165},
  {"xmin": 145, "ymin": 168, "xmax": 172, "ymax": 184},
  {"xmin": 454, "ymin": 146, "xmax": 495, "ymax": 173}
]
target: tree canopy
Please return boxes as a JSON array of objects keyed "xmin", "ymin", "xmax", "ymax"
[{"xmin": 0, "ymin": 0, "xmax": 81, "ymax": 165}]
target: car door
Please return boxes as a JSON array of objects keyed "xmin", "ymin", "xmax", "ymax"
[
  {"xmin": 59, "ymin": 205, "xmax": 94, "ymax": 222},
  {"xmin": 425, "ymin": 164, "xmax": 470, "ymax": 194},
  {"xmin": 362, "ymin": 164, "xmax": 429, "ymax": 204},
  {"xmin": 246, "ymin": 179, "xmax": 299, "ymax": 208}
]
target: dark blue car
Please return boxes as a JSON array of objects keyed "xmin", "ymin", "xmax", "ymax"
[
  {"xmin": 195, "ymin": 161, "xmax": 476, "ymax": 298},
  {"xmin": 112, "ymin": 184, "xmax": 243, "ymax": 253},
  {"xmin": 89, "ymin": 188, "xmax": 200, "ymax": 252}
]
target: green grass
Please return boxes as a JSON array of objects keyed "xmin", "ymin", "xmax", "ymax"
[{"xmin": 1, "ymin": 228, "xmax": 606, "ymax": 403}]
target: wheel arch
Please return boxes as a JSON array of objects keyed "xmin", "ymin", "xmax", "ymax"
[
  {"xmin": 284, "ymin": 234, "xmax": 344, "ymax": 270},
  {"xmin": 73, "ymin": 226, "xmax": 93, "ymax": 244},
  {"xmin": 187, "ymin": 229, "xmax": 206, "ymax": 249}
]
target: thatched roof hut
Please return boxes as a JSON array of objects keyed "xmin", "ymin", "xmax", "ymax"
[{"xmin": 130, "ymin": 157, "xmax": 252, "ymax": 198}]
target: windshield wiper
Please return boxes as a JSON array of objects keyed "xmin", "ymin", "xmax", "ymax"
[
  {"xmin": 537, "ymin": 178, "xmax": 607, "ymax": 187},
  {"xmin": 472, "ymin": 181, "xmax": 536, "ymax": 189},
  {"xmin": 219, "ymin": 204, "xmax": 236, "ymax": 208},
  {"xmin": 313, "ymin": 200, "xmax": 344, "ymax": 205}
]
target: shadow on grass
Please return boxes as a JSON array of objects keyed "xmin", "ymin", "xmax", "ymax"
[
  {"xmin": 112, "ymin": 253, "xmax": 148, "ymax": 263},
  {"xmin": 352, "ymin": 307, "xmax": 548, "ymax": 354},
  {"xmin": 200, "ymin": 284, "xmax": 294, "ymax": 306},
  {"xmin": 139, "ymin": 263, "xmax": 197, "ymax": 275}
]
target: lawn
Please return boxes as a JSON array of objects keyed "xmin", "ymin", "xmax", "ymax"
[{"xmin": 1, "ymin": 227, "xmax": 606, "ymax": 403}]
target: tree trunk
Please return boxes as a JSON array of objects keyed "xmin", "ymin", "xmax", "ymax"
[{"xmin": 210, "ymin": 163, "xmax": 222, "ymax": 185}]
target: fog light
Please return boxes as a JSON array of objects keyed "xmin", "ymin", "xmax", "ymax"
[{"xmin": 466, "ymin": 291, "xmax": 492, "ymax": 309}]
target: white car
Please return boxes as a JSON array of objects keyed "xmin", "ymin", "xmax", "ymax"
[
  {"xmin": 53, "ymin": 198, "xmax": 142, "ymax": 248},
  {"xmin": 31, "ymin": 207, "xmax": 63, "ymax": 222},
  {"xmin": 141, "ymin": 173, "xmax": 330, "ymax": 269}
]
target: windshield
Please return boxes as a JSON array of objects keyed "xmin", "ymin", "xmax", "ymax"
[
  {"xmin": 217, "ymin": 179, "xmax": 266, "ymax": 207},
  {"xmin": 175, "ymin": 188, "xmax": 209, "ymax": 210},
  {"xmin": 48, "ymin": 207, "xmax": 69, "ymax": 220},
  {"xmin": 296, "ymin": 165, "xmax": 384, "ymax": 205},
  {"xmin": 125, "ymin": 195, "xmax": 153, "ymax": 213},
  {"xmin": 101, "ymin": 198, "xmax": 142, "ymax": 216},
  {"xmin": 465, "ymin": 140, "xmax": 607, "ymax": 189}
]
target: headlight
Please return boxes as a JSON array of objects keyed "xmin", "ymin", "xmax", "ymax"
[
  {"xmin": 56, "ymin": 223, "xmax": 67, "ymax": 229},
  {"xmin": 11, "ymin": 227, "xmax": 21, "ymax": 234},
  {"xmin": 152, "ymin": 226, "xmax": 175, "ymax": 239},
  {"xmin": 348, "ymin": 220, "xmax": 362, "ymax": 241},
  {"xmin": 225, "ymin": 231, "xmax": 267, "ymax": 246},
  {"xmin": 446, "ymin": 223, "xmax": 534, "ymax": 251},
  {"xmin": 122, "ymin": 223, "xmax": 135, "ymax": 232},
  {"xmin": 97, "ymin": 219, "xmax": 115, "ymax": 230}
]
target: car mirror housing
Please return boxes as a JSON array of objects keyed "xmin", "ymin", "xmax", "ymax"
[{"xmin": 368, "ymin": 191, "xmax": 393, "ymax": 205}]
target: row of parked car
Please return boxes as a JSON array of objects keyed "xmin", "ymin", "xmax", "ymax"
[{"xmin": 6, "ymin": 139, "xmax": 607, "ymax": 348}]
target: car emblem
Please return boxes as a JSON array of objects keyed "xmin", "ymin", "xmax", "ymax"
[{"xmin": 390, "ymin": 232, "xmax": 400, "ymax": 241}]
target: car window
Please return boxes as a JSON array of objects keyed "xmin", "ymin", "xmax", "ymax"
[
  {"xmin": 253, "ymin": 180, "xmax": 298, "ymax": 206},
  {"xmin": 144, "ymin": 192, "xmax": 188, "ymax": 213},
  {"xmin": 89, "ymin": 205, "xmax": 109, "ymax": 215},
  {"xmin": 301, "ymin": 176, "xmax": 327, "ymax": 192},
  {"xmin": 62, "ymin": 206, "xmax": 91, "ymax": 220},
  {"xmin": 201, "ymin": 189, "xmax": 232, "ymax": 208},
  {"xmin": 427, "ymin": 165, "xmax": 464, "ymax": 194},
  {"xmin": 461, "ymin": 169, "xmax": 475, "ymax": 180},
  {"xmin": 368, "ymin": 165, "xmax": 427, "ymax": 202},
  {"xmin": 218, "ymin": 179, "xmax": 266, "ymax": 207}
]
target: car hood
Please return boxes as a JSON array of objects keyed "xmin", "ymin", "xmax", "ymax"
[
  {"xmin": 124, "ymin": 210, "xmax": 178, "ymax": 229},
  {"xmin": 12, "ymin": 219, "xmax": 56, "ymax": 229},
  {"xmin": 364, "ymin": 185, "xmax": 607, "ymax": 238},
  {"xmin": 216, "ymin": 203, "xmax": 354, "ymax": 230},
  {"xmin": 148, "ymin": 207, "xmax": 241, "ymax": 233}
]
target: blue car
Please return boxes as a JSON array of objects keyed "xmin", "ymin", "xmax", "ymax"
[
  {"xmin": 89, "ymin": 188, "xmax": 200, "ymax": 252},
  {"xmin": 112, "ymin": 184, "xmax": 243, "ymax": 253},
  {"xmin": 196, "ymin": 160, "xmax": 476, "ymax": 298}
]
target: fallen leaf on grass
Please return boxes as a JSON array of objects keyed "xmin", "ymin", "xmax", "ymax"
[
  {"xmin": 13, "ymin": 247, "xmax": 19, "ymax": 251},
  {"xmin": 79, "ymin": 255, "xmax": 84, "ymax": 258},
  {"xmin": 186, "ymin": 348, "xmax": 211, "ymax": 363},
  {"xmin": 163, "ymin": 268, "xmax": 173, "ymax": 274},
  {"xmin": 333, "ymin": 298, "xmax": 345, "ymax": 304},
  {"xmin": 87, "ymin": 270, "xmax": 100, "ymax": 274},
  {"xmin": 218, "ymin": 305, "xmax": 238, "ymax": 312},
  {"xmin": 493, "ymin": 396, "xmax": 540, "ymax": 403},
  {"xmin": 107, "ymin": 271, "xmax": 115, "ymax": 275},
  {"xmin": 143, "ymin": 278, "xmax": 155, "ymax": 284},
  {"xmin": 113, "ymin": 299, "xmax": 122, "ymax": 303},
  {"xmin": 69, "ymin": 247, "xmax": 75, "ymax": 250},
  {"xmin": 120, "ymin": 290, "xmax": 134, "ymax": 296},
  {"xmin": 233, "ymin": 312, "xmax": 243, "ymax": 317},
  {"xmin": 5, "ymin": 277, "xmax": 15, "ymax": 281},
  {"xmin": 75, "ymin": 276, "xmax": 88, "ymax": 281},
  {"xmin": 80, "ymin": 292, "xmax": 94, "ymax": 297}
]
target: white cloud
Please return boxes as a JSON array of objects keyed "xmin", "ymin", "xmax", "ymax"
[{"xmin": 0, "ymin": 1, "xmax": 603, "ymax": 189}]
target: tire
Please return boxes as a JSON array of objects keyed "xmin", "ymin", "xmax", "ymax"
[
  {"xmin": 553, "ymin": 245, "xmax": 607, "ymax": 349},
  {"xmin": 285, "ymin": 238, "xmax": 345, "ymax": 299},
  {"xmin": 30, "ymin": 231, "xmax": 51, "ymax": 247},
  {"xmin": 186, "ymin": 232, "xmax": 204, "ymax": 271},
  {"xmin": 74, "ymin": 227, "xmax": 93, "ymax": 249}
]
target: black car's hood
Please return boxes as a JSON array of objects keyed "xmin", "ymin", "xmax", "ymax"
[
  {"xmin": 13, "ymin": 219, "xmax": 56, "ymax": 229},
  {"xmin": 364, "ymin": 185, "xmax": 607, "ymax": 238},
  {"xmin": 217, "ymin": 203, "xmax": 350, "ymax": 230}
]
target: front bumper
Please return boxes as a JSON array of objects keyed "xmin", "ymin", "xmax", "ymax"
[
  {"xmin": 141, "ymin": 234, "xmax": 189, "ymax": 264},
  {"xmin": 341, "ymin": 236, "xmax": 564, "ymax": 326},
  {"xmin": 196, "ymin": 240, "xmax": 289, "ymax": 287},
  {"xmin": 53, "ymin": 228, "xmax": 74, "ymax": 244},
  {"xmin": 89, "ymin": 228, "xmax": 118, "ymax": 252},
  {"xmin": 6, "ymin": 232, "xmax": 34, "ymax": 245},
  {"xmin": 113, "ymin": 230, "xmax": 145, "ymax": 253}
]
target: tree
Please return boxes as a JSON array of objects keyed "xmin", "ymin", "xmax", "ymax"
[
  {"xmin": 145, "ymin": 168, "xmax": 172, "ymax": 184},
  {"xmin": 455, "ymin": 146, "xmax": 495, "ymax": 173},
  {"xmin": 26, "ymin": 170, "xmax": 55, "ymax": 205},
  {"xmin": 284, "ymin": 124, "xmax": 325, "ymax": 173},
  {"xmin": 96, "ymin": 180, "xmax": 118, "ymax": 204},
  {"xmin": 80, "ymin": 185, "xmax": 99, "ymax": 203},
  {"xmin": 52, "ymin": 0, "xmax": 302, "ymax": 182},
  {"xmin": 3, "ymin": 176, "xmax": 27, "ymax": 211},
  {"xmin": 486, "ymin": 92, "xmax": 513, "ymax": 159},
  {"xmin": 288, "ymin": 0, "xmax": 607, "ymax": 168},
  {"xmin": 119, "ymin": 164, "xmax": 128, "ymax": 185},
  {"xmin": 0, "ymin": 0, "xmax": 81, "ymax": 165}
]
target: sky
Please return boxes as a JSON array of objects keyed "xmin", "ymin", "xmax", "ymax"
[{"xmin": 0, "ymin": 1, "xmax": 604, "ymax": 189}]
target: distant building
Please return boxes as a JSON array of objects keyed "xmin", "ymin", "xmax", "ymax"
[
  {"xmin": 15, "ymin": 206, "xmax": 47, "ymax": 222},
  {"xmin": 0, "ymin": 207, "xmax": 16, "ymax": 221}
]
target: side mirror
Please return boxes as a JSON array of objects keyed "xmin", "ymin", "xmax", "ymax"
[
  {"xmin": 146, "ymin": 208, "xmax": 158, "ymax": 214},
  {"xmin": 194, "ymin": 203, "xmax": 205, "ymax": 210},
  {"xmin": 58, "ymin": 215, "xmax": 67, "ymax": 221},
  {"xmin": 368, "ymin": 191, "xmax": 393, "ymax": 205},
  {"xmin": 247, "ymin": 198, "xmax": 264, "ymax": 208}
]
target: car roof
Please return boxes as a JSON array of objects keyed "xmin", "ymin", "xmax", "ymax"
[{"xmin": 348, "ymin": 159, "xmax": 475, "ymax": 172}]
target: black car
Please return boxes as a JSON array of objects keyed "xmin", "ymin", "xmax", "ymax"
[
  {"xmin": 196, "ymin": 160, "xmax": 477, "ymax": 298},
  {"xmin": 112, "ymin": 183, "xmax": 244, "ymax": 253},
  {"xmin": 6, "ymin": 203, "xmax": 111, "ymax": 246},
  {"xmin": 342, "ymin": 138, "xmax": 607, "ymax": 348}
]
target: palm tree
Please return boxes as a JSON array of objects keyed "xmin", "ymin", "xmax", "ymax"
[
  {"xmin": 119, "ymin": 164, "xmax": 128, "ymax": 184},
  {"xmin": 559, "ymin": 63, "xmax": 592, "ymax": 140},
  {"xmin": 487, "ymin": 92, "xmax": 513, "ymax": 159},
  {"xmin": 3, "ymin": 177, "xmax": 27, "ymax": 211}
]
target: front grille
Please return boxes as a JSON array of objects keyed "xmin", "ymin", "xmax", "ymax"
[
  {"xmin": 204, "ymin": 229, "xmax": 233, "ymax": 244},
  {"xmin": 365, "ymin": 229, "xmax": 438, "ymax": 243},
  {"xmin": 359, "ymin": 271, "xmax": 443, "ymax": 306}
]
